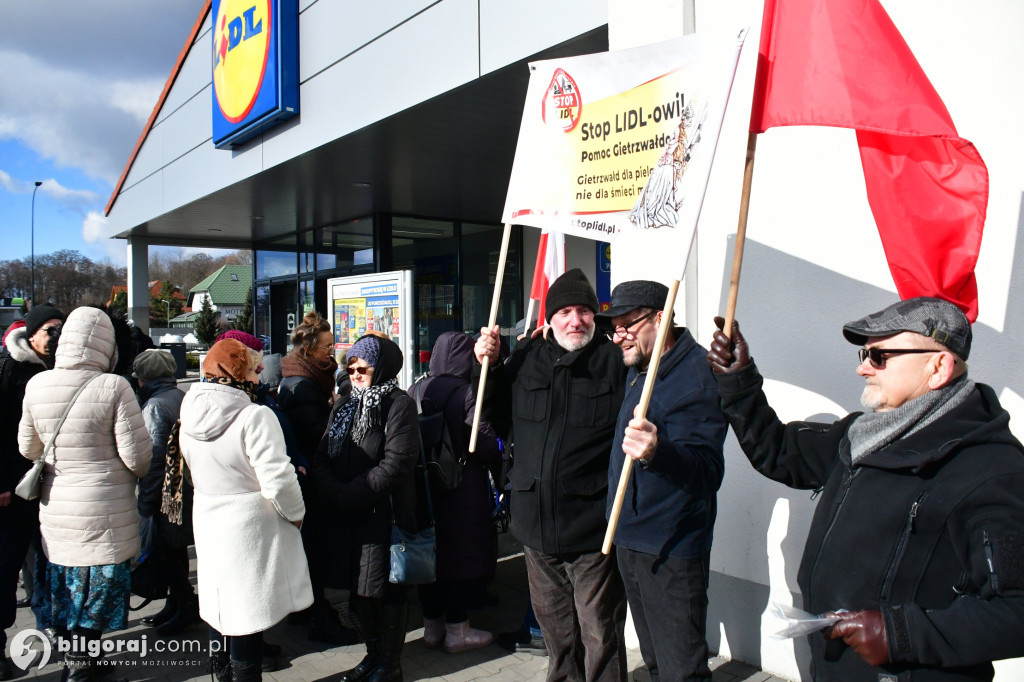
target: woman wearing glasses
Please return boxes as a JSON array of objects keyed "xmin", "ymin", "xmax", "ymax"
[{"xmin": 313, "ymin": 334, "xmax": 420, "ymax": 682}]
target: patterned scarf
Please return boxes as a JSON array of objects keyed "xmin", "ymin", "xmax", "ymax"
[
  {"xmin": 160, "ymin": 376, "xmax": 258, "ymax": 524},
  {"xmin": 327, "ymin": 378, "xmax": 399, "ymax": 458}
]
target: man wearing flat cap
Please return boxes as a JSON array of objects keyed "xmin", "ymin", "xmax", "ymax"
[
  {"xmin": 708, "ymin": 297, "xmax": 1024, "ymax": 681},
  {"xmin": 598, "ymin": 280, "xmax": 726, "ymax": 682},
  {"xmin": 475, "ymin": 268, "xmax": 629, "ymax": 681}
]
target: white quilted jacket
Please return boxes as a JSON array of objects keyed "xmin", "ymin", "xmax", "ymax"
[{"xmin": 19, "ymin": 307, "xmax": 152, "ymax": 567}]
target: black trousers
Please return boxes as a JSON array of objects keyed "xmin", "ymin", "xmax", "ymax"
[
  {"xmin": 524, "ymin": 545, "xmax": 627, "ymax": 682},
  {"xmin": 0, "ymin": 497, "xmax": 38, "ymax": 651},
  {"xmin": 617, "ymin": 548, "xmax": 712, "ymax": 682}
]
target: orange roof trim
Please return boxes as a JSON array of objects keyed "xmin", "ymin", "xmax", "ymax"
[{"xmin": 105, "ymin": 1, "xmax": 212, "ymax": 216}]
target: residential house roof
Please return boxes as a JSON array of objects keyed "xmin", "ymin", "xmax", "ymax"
[{"xmin": 189, "ymin": 265, "xmax": 251, "ymax": 306}]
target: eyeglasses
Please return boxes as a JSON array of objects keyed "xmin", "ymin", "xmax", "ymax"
[
  {"xmin": 318, "ymin": 343, "xmax": 335, "ymax": 350},
  {"xmin": 858, "ymin": 347, "xmax": 939, "ymax": 369},
  {"xmin": 605, "ymin": 310, "xmax": 657, "ymax": 341},
  {"xmin": 346, "ymin": 365, "xmax": 372, "ymax": 376}
]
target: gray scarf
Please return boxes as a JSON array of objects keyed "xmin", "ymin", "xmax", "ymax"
[{"xmin": 848, "ymin": 374, "xmax": 975, "ymax": 463}]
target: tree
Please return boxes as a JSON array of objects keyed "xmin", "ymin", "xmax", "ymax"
[
  {"xmin": 109, "ymin": 291, "xmax": 128, "ymax": 315},
  {"xmin": 149, "ymin": 280, "xmax": 184, "ymax": 327},
  {"xmin": 193, "ymin": 296, "xmax": 219, "ymax": 346},
  {"xmin": 233, "ymin": 287, "xmax": 254, "ymax": 332}
]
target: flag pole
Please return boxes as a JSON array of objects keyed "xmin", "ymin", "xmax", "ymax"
[
  {"xmin": 602, "ymin": 278, "xmax": 680, "ymax": 555},
  {"xmin": 723, "ymin": 131, "xmax": 758, "ymax": 337},
  {"xmin": 470, "ymin": 222, "xmax": 513, "ymax": 453},
  {"xmin": 523, "ymin": 297, "xmax": 537, "ymax": 337}
]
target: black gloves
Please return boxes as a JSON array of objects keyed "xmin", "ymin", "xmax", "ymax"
[
  {"xmin": 707, "ymin": 316, "xmax": 751, "ymax": 374},
  {"xmin": 825, "ymin": 609, "xmax": 890, "ymax": 666}
]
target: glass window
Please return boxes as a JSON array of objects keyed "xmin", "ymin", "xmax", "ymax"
[
  {"xmin": 320, "ymin": 217, "xmax": 374, "ymax": 270},
  {"xmin": 300, "ymin": 279, "xmax": 316, "ymax": 315},
  {"xmin": 254, "ymin": 285, "xmax": 271, "ymax": 351},
  {"xmin": 256, "ymin": 251, "xmax": 297, "ymax": 279},
  {"xmin": 462, "ymin": 223, "xmax": 521, "ymax": 352},
  {"xmin": 392, "ymin": 217, "xmax": 458, "ymax": 376}
]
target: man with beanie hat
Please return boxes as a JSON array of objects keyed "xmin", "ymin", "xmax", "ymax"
[
  {"xmin": 707, "ymin": 297, "xmax": 1024, "ymax": 681},
  {"xmin": 475, "ymin": 269, "xmax": 630, "ymax": 682},
  {"xmin": 0, "ymin": 304, "xmax": 62, "ymax": 677}
]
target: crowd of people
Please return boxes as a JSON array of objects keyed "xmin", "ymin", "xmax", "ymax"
[{"xmin": 2, "ymin": 269, "xmax": 1024, "ymax": 682}]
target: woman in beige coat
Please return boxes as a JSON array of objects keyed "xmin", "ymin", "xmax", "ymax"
[
  {"xmin": 175, "ymin": 339, "xmax": 312, "ymax": 682},
  {"xmin": 18, "ymin": 306, "xmax": 152, "ymax": 679}
]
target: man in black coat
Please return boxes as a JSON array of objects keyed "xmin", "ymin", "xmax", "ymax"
[
  {"xmin": 0, "ymin": 304, "xmax": 63, "ymax": 680},
  {"xmin": 708, "ymin": 297, "xmax": 1024, "ymax": 681},
  {"xmin": 475, "ymin": 269, "xmax": 629, "ymax": 682}
]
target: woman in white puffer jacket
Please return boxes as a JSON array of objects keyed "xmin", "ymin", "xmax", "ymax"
[{"xmin": 18, "ymin": 306, "xmax": 152, "ymax": 677}]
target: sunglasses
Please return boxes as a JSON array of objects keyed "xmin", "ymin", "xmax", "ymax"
[
  {"xmin": 346, "ymin": 365, "xmax": 372, "ymax": 376},
  {"xmin": 605, "ymin": 310, "xmax": 657, "ymax": 341},
  {"xmin": 858, "ymin": 347, "xmax": 939, "ymax": 369}
]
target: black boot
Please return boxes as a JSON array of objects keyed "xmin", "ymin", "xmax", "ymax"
[
  {"xmin": 157, "ymin": 594, "xmax": 199, "ymax": 636},
  {"xmin": 142, "ymin": 596, "xmax": 178, "ymax": 627},
  {"xmin": 209, "ymin": 651, "xmax": 232, "ymax": 682},
  {"xmin": 62, "ymin": 653, "xmax": 92, "ymax": 681},
  {"xmin": 366, "ymin": 602, "xmax": 408, "ymax": 682},
  {"xmin": 339, "ymin": 598, "xmax": 380, "ymax": 682},
  {"xmin": 229, "ymin": 658, "xmax": 262, "ymax": 682}
]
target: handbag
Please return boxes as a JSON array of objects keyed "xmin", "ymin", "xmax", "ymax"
[
  {"xmin": 15, "ymin": 377, "xmax": 98, "ymax": 501},
  {"xmin": 388, "ymin": 429, "xmax": 437, "ymax": 585}
]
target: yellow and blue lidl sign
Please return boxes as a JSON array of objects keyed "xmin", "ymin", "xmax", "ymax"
[{"xmin": 212, "ymin": 0, "xmax": 298, "ymax": 148}]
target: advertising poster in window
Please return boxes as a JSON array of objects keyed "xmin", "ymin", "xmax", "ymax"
[{"xmin": 326, "ymin": 271, "xmax": 414, "ymax": 387}]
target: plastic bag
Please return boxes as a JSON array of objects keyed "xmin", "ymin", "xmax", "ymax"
[{"xmin": 769, "ymin": 602, "xmax": 843, "ymax": 639}]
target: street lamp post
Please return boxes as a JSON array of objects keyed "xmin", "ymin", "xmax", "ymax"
[
  {"xmin": 30, "ymin": 181, "xmax": 42, "ymax": 303},
  {"xmin": 161, "ymin": 299, "xmax": 171, "ymax": 328}
]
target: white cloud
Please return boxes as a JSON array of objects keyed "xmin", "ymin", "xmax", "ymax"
[{"xmin": 81, "ymin": 211, "xmax": 126, "ymax": 265}]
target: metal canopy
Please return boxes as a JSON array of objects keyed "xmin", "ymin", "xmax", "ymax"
[{"xmin": 118, "ymin": 28, "xmax": 608, "ymax": 249}]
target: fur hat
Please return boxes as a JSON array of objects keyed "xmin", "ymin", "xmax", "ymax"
[
  {"xmin": 203, "ymin": 339, "xmax": 251, "ymax": 382},
  {"xmin": 545, "ymin": 269, "xmax": 599, "ymax": 323},
  {"xmin": 133, "ymin": 349, "xmax": 177, "ymax": 380}
]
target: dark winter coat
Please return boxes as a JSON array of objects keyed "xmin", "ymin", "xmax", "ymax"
[
  {"xmin": 408, "ymin": 332, "xmax": 501, "ymax": 582},
  {"xmin": 312, "ymin": 389, "xmax": 420, "ymax": 597},
  {"xmin": 608, "ymin": 328, "xmax": 725, "ymax": 559},
  {"xmin": 481, "ymin": 333, "xmax": 627, "ymax": 554},
  {"xmin": 0, "ymin": 328, "xmax": 48, "ymax": 493},
  {"xmin": 277, "ymin": 376, "xmax": 332, "ymax": 460},
  {"xmin": 256, "ymin": 383, "xmax": 308, "ymax": 473},
  {"xmin": 137, "ymin": 377, "xmax": 185, "ymax": 517},
  {"xmin": 716, "ymin": 362, "xmax": 1024, "ymax": 682}
]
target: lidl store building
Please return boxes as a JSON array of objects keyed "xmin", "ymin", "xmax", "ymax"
[{"xmin": 105, "ymin": 1, "xmax": 1024, "ymax": 679}]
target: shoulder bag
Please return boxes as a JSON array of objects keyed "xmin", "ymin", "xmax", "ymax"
[
  {"xmin": 15, "ymin": 376, "xmax": 99, "ymax": 501},
  {"xmin": 388, "ymin": 418, "xmax": 437, "ymax": 585}
]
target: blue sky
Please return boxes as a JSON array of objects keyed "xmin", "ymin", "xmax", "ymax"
[{"xmin": 0, "ymin": 1, "xmax": 232, "ymax": 267}]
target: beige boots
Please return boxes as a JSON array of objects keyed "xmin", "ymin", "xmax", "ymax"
[{"xmin": 422, "ymin": 618, "xmax": 494, "ymax": 653}]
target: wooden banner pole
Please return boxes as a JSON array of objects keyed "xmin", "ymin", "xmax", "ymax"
[
  {"xmin": 469, "ymin": 222, "xmax": 513, "ymax": 453},
  {"xmin": 523, "ymin": 298, "xmax": 537, "ymax": 338},
  {"xmin": 723, "ymin": 131, "xmax": 758, "ymax": 337},
  {"xmin": 602, "ymin": 278, "xmax": 680, "ymax": 555}
]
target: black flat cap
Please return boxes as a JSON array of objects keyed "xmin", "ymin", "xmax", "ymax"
[
  {"xmin": 842, "ymin": 297, "xmax": 972, "ymax": 359},
  {"xmin": 595, "ymin": 280, "xmax": 670, "ymax": 320}
]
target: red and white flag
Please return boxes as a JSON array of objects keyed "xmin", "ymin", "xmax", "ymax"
[
  {"xmin": 750, "ymin": 0, "xmax": 987, "ymax": 321},
  {"xmin": 529, "ymin": 228, "xmax": 566, "ymax": 325}
]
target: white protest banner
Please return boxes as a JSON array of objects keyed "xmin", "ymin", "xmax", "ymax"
[{"xmin": 503, "ymin": 32, "xmax": 744, "ymax": 250}]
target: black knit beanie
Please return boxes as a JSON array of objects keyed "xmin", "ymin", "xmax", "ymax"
[
  {"xmin": 545, "ymin": 269, "xmax": 599, "ymax": 322},
  {"xmin": 24, "ymin": 304, "xmax": 65, "ymax": 338}
]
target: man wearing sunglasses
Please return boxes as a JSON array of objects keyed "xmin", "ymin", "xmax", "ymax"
[
  {"xmin": 707, "ymin": 297, "xmax": 1024, "ymax": 681},
  {"xmin": 596, "ymin": 281, "xmax": 726, "ymax": 682},
  {"xmin": 475, "ymin": 268, "xmax": 630, "ymax": 682}
]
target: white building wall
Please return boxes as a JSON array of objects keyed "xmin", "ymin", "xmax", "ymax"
[{"xmin": 615, "ymin": 0, "xmax": 1024, "ymax": 679}]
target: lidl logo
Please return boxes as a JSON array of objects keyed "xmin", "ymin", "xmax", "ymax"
[
  {"xmin": 211, "ymin": 0, "xmax": 298, "ymax": 148},
  {"xmin": 213, "ymin": 0, "xmax": 271, "ymax": 123}
]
